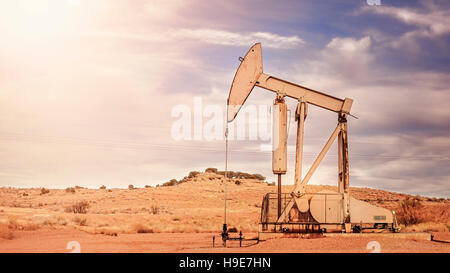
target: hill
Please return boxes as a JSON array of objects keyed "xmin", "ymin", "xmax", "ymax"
[{"xmin": 0, "ymin": 169, "xmax": 449, "ymax": 239}]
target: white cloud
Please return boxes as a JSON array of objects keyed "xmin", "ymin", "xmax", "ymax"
[
  {"xmin": 172, "ymin": 28, "xmax": 304, "ymax": 49},
  {"xmin": 370, "ymin": 6, "xmax": 450, "ymax": 36},
  {"xmin": 327, "ymin": 36, "xmax": 371, "ymax": 52},
  {"xmin": 361, "ymin": 4, "xmax": 450, "ymax": 48},
  {"xmin": 294, "ymin": 36, "xmax": 374, "ymax": 86}
]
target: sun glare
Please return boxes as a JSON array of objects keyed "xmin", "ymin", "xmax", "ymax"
[{"xmin": 5, "ymin": 0, "xmax": 84, "ymax": 38}]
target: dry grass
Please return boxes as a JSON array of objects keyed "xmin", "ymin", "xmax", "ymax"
[
  {"xmin": 0, "ymin": 223, "xmax": 13, "ymax": 240},
  {"xmin": 73, "ymin": 216, "xmax": 87, "ymax": 226},
  {"xmin": 133, "ymin": 223, "xmax": 154, "ymax": 233},
  {"xmin": 4, "ymin": 216, "xmax": 39, "ymax": 232},
  {"xmin": 65, "ymin": 187, "xmax": 76, "ymax": 194},
  {"xmin": 396, "ymin": 197, "xmax": 423, "ymax": 226},
  {"xmin": 150, "ymin": 203, "xmax": 159, "ymax": 214},
  {"xmin": 0, "ymin": 171, "xmax": 448, "ymax": 236},
  {"xmin": 65, "ymin": 201, "xmax": 90, "ymax": 214},
  {"xmin": 402, "ymin": 222, "xmax": 450, "ymax": 233}
]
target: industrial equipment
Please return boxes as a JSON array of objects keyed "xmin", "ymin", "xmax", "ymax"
[{"xmin": 226, "ymin": 43, "xmax": 399, "ymax": 234}]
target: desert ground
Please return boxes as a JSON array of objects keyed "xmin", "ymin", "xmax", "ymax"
[{"xmin": 0, "ymin": 169, "xmax": 449, "ymax": 253}]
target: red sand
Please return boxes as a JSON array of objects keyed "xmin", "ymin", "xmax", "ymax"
[{"xmin": 0, "ymin": 229, "xmax": 448, "ymax": 253}]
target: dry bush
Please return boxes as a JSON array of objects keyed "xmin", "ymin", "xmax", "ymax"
[
  {"xmin": 228, "ymin": 227, "xmax": 238, "ymax": 232},
  {"xmin": 188, "ymin": 171, "xmax": 200, "ymax": 178},
  {"xmin": 133, "ymin": 223, "xmax": 153, "ymax": 233},
  {"xmin": 205, "ymin": 168, "xmax": 217, "ymax": 173},
  {"xmin": 66, "ymin": 201, "xmax": 90, "ymax": 214},
  {"xmin": 100, "ymin": 230, "xmax": 118, "ymax": 236},
  {"xmin": 21, "ymin": 223, "xmax": 39, "ymax": 230},
  {"xmin": 7, "ymin": 216, "xmax": 18, "ymax": 227},
  {"xmin": 0, "ymin": 223, "xmax": 13, "ymax": 240},
  {"xmin": 40, "ymin": 188, "xmax": 50, "ymax": 195},
  {"xmin": 56, "ymin": 216, "xmax": 67, "ymax": 226},
  {"xmin": 65, "ymin": 187, "xmax": 76, "ymax": 194},
  {"xmin": 162, "ymin": 179, "xmax": 178, "ymax": 187},
  {"xmin": 151, "ymin": 203, "xmax": 159, "ymax": 214},
  {"xmin": 251, "ymin": 173, "xmax": 266, "ymax": 181},
  {"xmin": 403, "ymin": 222, "xmax": 450, "ymax": 233},
  {"xmin": 235, "ymin": 180, "xmax": 242, "ymax": 185},
  {"xmin": 128, "ymin": 184, "xmax": 135, "ymax": 190},
  {"xmin": 99, "ymin": 185, "xmax": 106, "ymax": 190},
  {"xmin": 6, "ymin": 216, "xmax": 39, "ymax": 231},
  {"xmin": 73, "ymin": 216, "xmax": 87, "ymax": 226},
  {"xmin": 396, "ymin": 197, "xmax": 424, "ymax": 226}
]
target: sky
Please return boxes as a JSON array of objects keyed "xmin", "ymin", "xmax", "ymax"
[{"xmin": 0, "ymin": 0, "xmax": 449, "ymax": 197}]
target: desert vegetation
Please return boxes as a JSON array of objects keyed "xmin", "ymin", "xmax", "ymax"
[
  {"xmin": 396, "ymin": 197, "xmax": 423, "ymax": 226},
  {"xmin": 65, "ymin": 187, "xmax": 76, "ymax": 194},
  {"xmin": 0, "ymin": 169, "xmax": 448, "ymax": 239},
  {"xmin": 65, "ymin": 201, "xmax": 90, "ymax": 214},
  {"xmin": 158, "ymin": 168, "xmax": 267, "ymax": 187}
]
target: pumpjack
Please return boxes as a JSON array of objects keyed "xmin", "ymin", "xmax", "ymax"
[{"xmin": 227, "ymin": 43, "xmax": 399, "ymax": 234}]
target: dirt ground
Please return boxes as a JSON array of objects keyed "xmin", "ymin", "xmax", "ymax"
[{"xmin": 0, "ymin": 228, "xmax": 449, "ymax": 253}]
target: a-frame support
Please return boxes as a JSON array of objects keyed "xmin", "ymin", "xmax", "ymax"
[{"xmin": 276, "ymin": 114, "xmax": 350, "ymax": 223}]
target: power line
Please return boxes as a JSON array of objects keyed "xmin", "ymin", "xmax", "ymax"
[{"xmin": 0, "ymin": 131, "xmax": 447, "ymax": 161}]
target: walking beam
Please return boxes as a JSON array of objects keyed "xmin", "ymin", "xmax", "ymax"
[{"xmin": 256, "ymin": 73, "xmax": 353, "ymax": 114}]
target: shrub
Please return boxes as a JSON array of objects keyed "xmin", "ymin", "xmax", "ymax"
[
  {"xmin": 40, "ymin": 188, "xmax": 50, "ymax": 195},
  {"xmin": 65, "ymin": 187, "xmax": 76, "ymax": 194},
  {"xmin": 133, "ymin": 223, "xmax": 153, "ymax": 233},
  {"xmin": 205, "ymin": 168, "xmax": 218, "ymax": 173},
  {"xmin": 235, "ymin": 180, "xmax": 242, "ymax": 185},
  {"xmin": 128, "ymin": 184, "xmax": 135, "ymax": 190},
  {"xmin": 144, "ymin": 185, "xmax": 151, "ymax": 188},
  {"xmin": 151, "ymin": 203, "xmax": 159, "ymax": 214},
  {"xmin": 251, "ymin": 174, "xmax": 266, "ymax": 181},
  {"xmin": 0, "ymin": 223, "xmax": 13, "ymax": 240},
  {"xmin": 99, "ymin": 185, "xmax": 106, "ymax": 190},
  {"xmin": 7, "ymin": 216, "xmax": 18, "ymax": 229},
  {"xmin": 228, "ymin": 227, "xmax": 238, "ymax": 232},
  {"xmin": 188, "ymin": 171, "xmax": 200, "ymax": 178},
  {"xmin": 66, "ymin": 201, "xmax": 90, "ymax": 214},
  {"xmin": 73, "ymin": 216, "xmax": 87, "ymax": 226},
  {"xmin": 162, "ymin": 179, "xmax": 178, "ymax": 187},
  {"xmin": 396, "ymin": 197, "xmax": 423, "ymax": 226}
]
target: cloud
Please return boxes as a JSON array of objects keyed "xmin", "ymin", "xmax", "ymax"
[
  {"xmin": 0, "ymin": 1, "xmax": 448, "ymax": 198},
  {"xmin": 367, "ymin": 6, "xmax": 450, "ymax": 36},
  {"xmin": 268, "ymin": 32, "xmax": 450, "ymax": 197},
  {"xmin": 172, "ymin": 28, "xmax": 305, "ymax": 49},
  {"xmin": 327, "ymin": 36, "xmax": 371, "ymax": 52},
  {"xmin": 360, "ymin": 2, "xmax": 450, "ymax": 50}
]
